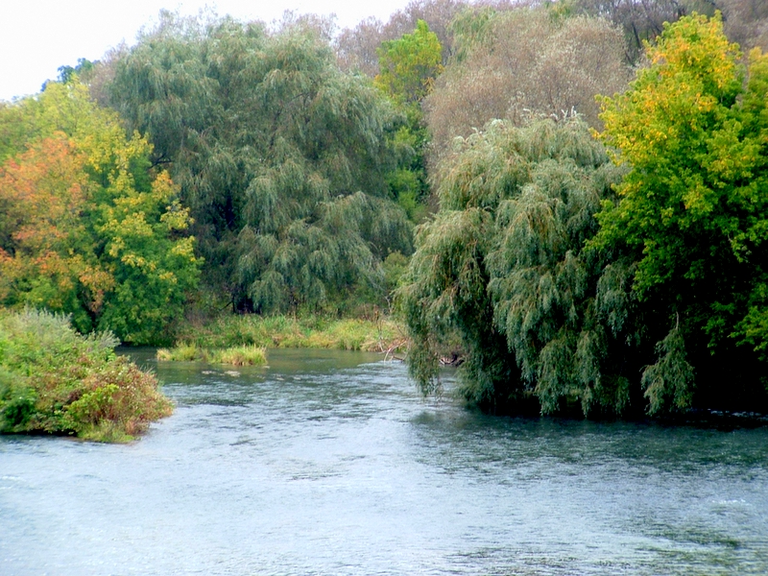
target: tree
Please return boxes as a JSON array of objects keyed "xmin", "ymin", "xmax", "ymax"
[
  {"xmin": 0, "ymin": 81, "xmax": 200, "ymax": 343},
  {"xmin": 567, "ymin": 0, "xmax": 768, "ymax": 60},
  {"xmin": 375, "ymin": 20, "xmax": 444, "ymax": 105},
  {"xmin": 335, "ymin": 0, "xmax": 471, "ymax": 76},
  {"xmin": 399, "ymin": 118, "xmax": 633, "ymax": 414},
  {"xmin": 564, "ymin": 0, "xmax": 700, "ymax": 62},
  {"xmin": 0, "ymin": 136, "xmax": 96, "ymax": 328},
  {"xmin": 108, "ymin": 14, "xmax": 412, "ymax": 314},
  {"xmin": 594, "ymin": 13, "xmax": 768, "ymax": 410},
  {"xmin": 373, "ymin": 20, "xmax": 445, "ymax": 223},
  {"xmin": 57, "ymin": 57, "xmax": 98, "ymax": 84},
  {"xmin": 423, "ymin": 6, "xmax": 631, "ymax": 171}
]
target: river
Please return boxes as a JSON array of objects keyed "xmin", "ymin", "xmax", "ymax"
[{"xmin": 1, "ymin": 348, "xmax": 767, "ymax": 575}]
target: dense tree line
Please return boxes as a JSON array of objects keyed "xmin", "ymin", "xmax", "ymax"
[
  {"xmin": 1, "ymin": 4, "xmax": 767, "ymax": 417},
  {"xmin": 106, "ymin": 14, "xmax": 413, "ymax": 314},
  {"xmin": 400, "ymin": 13, "xmax": 768, "ymax": 416}
]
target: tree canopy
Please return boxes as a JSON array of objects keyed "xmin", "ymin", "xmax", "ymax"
[
  {"xmin": 0, "ymin": 81, "xmax": 200, "ymax": 344},
  {"xmin": 594, "ymin": 13, "xmax": 768, "ymax": 407},
  {"xmin": 399, "ymin": 118, "xmax": 631, "ymax": 414},
  {"xmin": 108, "ymin": 14, "xmax": 413, "ymax": 314},
  {"xmin": 374, "ymin": 19, "xmax": 444, "ymax": 105},
  {"xmin": 423, "ymin": 7, "xmax": 631, "ymax": 170},
  {"xmin": 401, "ymin": 13, "xmax": 768, "ymax": 416},
  {"xmin": 2, "ymin": 4, "xmax": 767, "ymax": 418}
]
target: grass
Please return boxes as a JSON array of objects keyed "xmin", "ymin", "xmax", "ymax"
[
  {"xmin": 170, "ymin": 313, "xmax": 408, "ymax": 355},
  {"xmin": 156, "ymin": 343, "xmax": 267, "ymax": 366}
]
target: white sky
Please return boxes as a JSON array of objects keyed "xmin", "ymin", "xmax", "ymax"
[{"xmin": 0, "ymin": 0, "xmax": 410, "ymax": 102}]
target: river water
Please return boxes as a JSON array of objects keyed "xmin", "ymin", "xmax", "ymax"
[{"xmin": 1, "ymin": 348, "xmax": 767, "ymax": 575}]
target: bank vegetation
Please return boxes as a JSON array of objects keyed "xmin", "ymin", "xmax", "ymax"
[{"xmin": 1, "ymin": 1, "xmax": 767, "ymax": 422}]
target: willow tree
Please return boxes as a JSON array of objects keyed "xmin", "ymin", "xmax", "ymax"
[
  {"xmin": 108, "ymin": 14, "xmax": 412, "ymax": 313},
  {"xmin": 399, "ymin": 118, "xmax": 637, "ymax": 415}
]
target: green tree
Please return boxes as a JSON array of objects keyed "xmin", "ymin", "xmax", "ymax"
[
  {"xmin": 336, "ymin": 0, "xmax": 467, "ymax": 77},
  {"xmin": 374, "ymin": 19, "xmax": 443, "ymax": 105},
  {"xmin": 108, "ymin": 14, "xmax": 412, "ymax": 314},
  {"xmin": 399, "ymin": 118, "xmax": 633, "ymax": 414},
  {"xmin": 57, "ymin": 57, "xmax": 98, "ymax": 84},
  {"xmin": 594, "ymin": 13, "xmax": 768, "ymax": 410},
  {"xmin": 0, "ymin": 81, "xmax": 200, "ymax": 343},
  {"xmin": 374, "ymin": 20, "xmax": 444, "ymax": 223}
]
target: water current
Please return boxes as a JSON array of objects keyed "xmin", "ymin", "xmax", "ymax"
[{"xmin": 1, "ymin": 348, "xmax": 767, "ymax": 575}]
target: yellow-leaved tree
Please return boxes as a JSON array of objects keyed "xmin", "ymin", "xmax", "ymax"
[
  {"xmin": 595, "ymin": 13, "xmax": 768, "ymax": 410},
  {"xmin": 0, "ymin": 81, "xmax": 200, "ymax": 344}
]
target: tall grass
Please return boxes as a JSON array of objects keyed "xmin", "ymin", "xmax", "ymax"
[
  {"xmin": 0, "ymin": 308, "xmax": 172, "ymax": 442},
  {"xmin": 156, "ymin": 344, "xmax": 267, "ymax": 366},
  {"xmin": 172, "ymin": 313, "xmax": 407, "ymax": 353}
]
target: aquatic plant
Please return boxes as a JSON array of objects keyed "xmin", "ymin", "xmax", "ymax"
[
  {"xmin": 170, "ymin": 313, "xmax": 405, "ymax": 353},
  {"xmin": 156, "ymin": 344, "xmax": 267, "ymax": 366}
]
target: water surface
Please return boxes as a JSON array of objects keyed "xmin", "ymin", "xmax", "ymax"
[{"xmin": 2, "ymin": 348, "xmax": 767, "ymax": 575}]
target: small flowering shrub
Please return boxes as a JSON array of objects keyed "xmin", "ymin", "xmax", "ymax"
[{"xmin": 0, "ymin": 308, "xmax": 172, "ymax": 442}]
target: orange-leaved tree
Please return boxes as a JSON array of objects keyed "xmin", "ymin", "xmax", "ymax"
[{"xmin": 0, "ymin": 82, "xmax": 200, "ymax": 343}]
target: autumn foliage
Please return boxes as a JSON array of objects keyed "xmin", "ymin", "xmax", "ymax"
[
  {"xmin": 2, "ymin": 6, "xmax": 767, "ymax": 420},
  {"xmin": 0, "ymin": 82, "xmax": 200, "ymax": 343}
]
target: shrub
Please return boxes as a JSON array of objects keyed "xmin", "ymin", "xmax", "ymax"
[{"xmin": 0, "ymin": 308, "xmax": 173, "ymax": 442}]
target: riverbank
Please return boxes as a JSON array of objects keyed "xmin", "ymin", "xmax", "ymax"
[{"xmin": 172, "ymin": 313, "xmax": 408, "ymax": 357}]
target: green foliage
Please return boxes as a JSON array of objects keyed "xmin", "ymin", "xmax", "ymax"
[
  {"xmin": 0, "ymin": 82, "xmax": 201, "ymax": 344},
  {"xmin": 156, "ymin": 342, "xmax": 200, "ymax": 361},
  {"xmin": 57, "ymin": 58, "xmax": 97, "ymax": 85},
  {"xmin": 401, "ymin": 15, "xmax": 768, "ymax": 416},
  {"xmin": 0, "ymin": 308, "xmax": 172, "ymax": 441},
  {"xmin": 108, "ymin": 14, "xmax": 413, "ymax": 313},
  {"xmin": 372, "ymin": 20, "xmax": 443, "ymax": 225},
  {"xmin": 171, "ymin": 313, "xmax": 405, "ymax": 353},
  {"xmin": 209, "ymin": 346, "xmax": 267, "ymax": 366},
  {"xmin": 595, "ymin": 13, "xmax": 768, "ymax": 406},
  {"xmin": 400, "ymin": 118, "xmax": 632, "ymax": 414},
  {"xmin": 385, "ymin": 102, "xmax": 432, "ymax": 224},
  {"xmin": 374, "ymin": 20, "xmax": 443, "ymax": 105},
  {"xmin": 157, "ymin": 343, "xmax": 267, "ymax": 366},
  {"xmin": 0, "ymin": 372, "xmax": 36, "ymax": 434},
  {"xmin": 641, "ymin": 324, "xmax": 696, "ymax": 414}
]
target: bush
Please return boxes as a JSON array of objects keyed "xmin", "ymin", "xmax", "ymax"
[{"xmin": 0, "ymin": 308, "xmax": 173, "ymax": 442}]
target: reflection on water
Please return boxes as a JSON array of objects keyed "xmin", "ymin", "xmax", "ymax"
[{"xmin": 1, "ymin": 349, "xmax": 767, "ymax": 575}]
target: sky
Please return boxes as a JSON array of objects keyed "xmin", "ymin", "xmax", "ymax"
[{"xmin": 0, "ymin": 0, "xmax": 410, "ymax": 102}]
